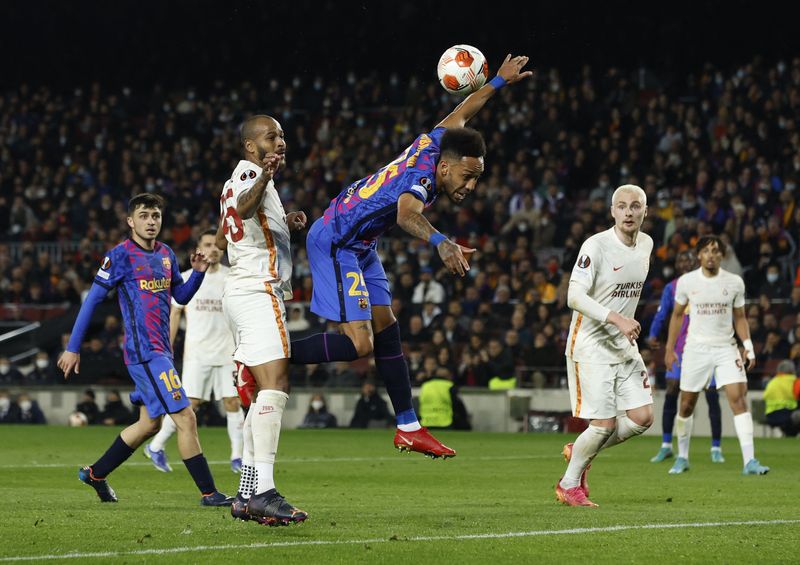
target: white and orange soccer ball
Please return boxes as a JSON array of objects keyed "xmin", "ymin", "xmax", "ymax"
[
  {"xmin": 68, "ymin": 411, "xmax": 89, "ymax": 427},
  {"xmin": 437, "ymin": 45, "xmax": 489, "ymax": 96}
]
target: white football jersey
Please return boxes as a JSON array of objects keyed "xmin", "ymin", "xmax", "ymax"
[
  {"xmin": 566, "ymin": 227, "xmax": 653, "ymax": 364},
  {"xmin": 674, "ymin": 268, "xmax": 745, "ymax": 348},
  {"xmin": 220, "ymin": 160, "xmax": 293, "ymax": 299},
  {"xmin": 173, "ymin": 267, "xmax": 234, "ymax": 365}
]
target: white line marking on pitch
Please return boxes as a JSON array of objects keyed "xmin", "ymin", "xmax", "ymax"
[
  {"xmin": 0, "ymin": 454, "xmax": 554, "ymax": 469},
  {"xmin": 1, "ymin": 519, "xmax": 797, "ymax": 562}
]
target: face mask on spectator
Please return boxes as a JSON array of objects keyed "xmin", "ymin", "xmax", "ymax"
[
  {"xmin": 786, "ymin": 183, "xmax": 796, "ymax": 191},
  {"xmin": 36, "ymin": 359, "xmax": 49, "ymax": 370},
  {"xmin": 19, "ymin": 400, "xmax": 32, "ymax": 412},
  {"xmin": 757, "ymin": 197, "xmax": 767, "ymax": 205},
  {"xmin": 767, "ymin": 273, "xmax": 779, "ymax": 283},
  {"xmin": 0, "ymin": 397, "xmax": 9, "ymax": 411},
  {"xmin": 0, "ymin": 364, "xmax": 10, "ymax": 375},
  {"xmin": 663, "ymin": 267, "xmax": 674, "ymax": 278},
  {"xmin": 311, "ymin": 400, "xmax": 324, "ymax": 411}
]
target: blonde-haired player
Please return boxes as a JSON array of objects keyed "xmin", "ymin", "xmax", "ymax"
[
  {"xmin": 556, "ymin": 184, "xmax": 654, "ymax": 507},
  {"xmin": 665, "ymin": 235, "xmax": 769, "ymax": 475},
  {"xmin": 218, "ymin": 114, "xmax": 308, "ymax": 526}
]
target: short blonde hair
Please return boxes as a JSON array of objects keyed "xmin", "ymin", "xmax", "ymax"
[{"xmin": 612, "ymin": 184, "xmax": 647, "ymax": 206}]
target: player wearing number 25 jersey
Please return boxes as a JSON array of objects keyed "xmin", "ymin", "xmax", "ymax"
[{"xmin": 288, "ymin": 55, "xmax": 533, "ymax": 460}]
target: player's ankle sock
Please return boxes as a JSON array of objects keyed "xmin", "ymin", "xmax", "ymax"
[
  {"xmin": 290, "ymin": 333, "xmax": 358, "ymax": 364},
  {"xmin": 373, "ymin": 322, "xmax": 416, "ymax": 426},
  {"xmin": 560, "ymin": 425, "xmax": 613, "ymax": 489},
  {"xmin": 662, "ymin": 391, "xmax": 678, "ymax": 443},
  {"xmin": 733, "ymin": 412, "xmax": 755, "ymax": 464},
  {"xmin": 227, "ymin": 408, "xmax": 245, "ymax": 460},
  {"xmin": 183, "ymin": 454, "xmax": 216, "ymax": 495},
  {"xmin": 252, "ymin": 389, "xmax": 288, "ymax": 494},
  {"xmin": 706, "ymin": 389, "xmax": 722, "ymax": 446},
  {"xmin": 238, "ymin": 408, "xmax": 256, "ymax": 499},
  {"xmin": 675, "ymin": 414, "xmax": 693, "ymax": 460},
  {"xmin": 149, "ymin": 415, "xmax": 176, "ymax": 452},
  {"xmin": 396, "ymin": 409, "xmax": 422, "ymax": 432},
  {"xmin": 600, "ymin": 415, "xmax": 649, "ymax": 450},
  {"xmin": 91, "ymin": 435, "xmax": 136, "ymax": 478}
]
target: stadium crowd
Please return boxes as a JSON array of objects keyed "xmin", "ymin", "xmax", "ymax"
[{"xmin": 1, "ymin": 56, "xmax": 799, "ymax": 389}]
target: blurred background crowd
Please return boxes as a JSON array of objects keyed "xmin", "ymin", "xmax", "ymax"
[{"xmin": 0, "ymin": 2, "xmax": 798, "ymax": 401}]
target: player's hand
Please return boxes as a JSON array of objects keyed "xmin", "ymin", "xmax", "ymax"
[
  {"xmin": 497, "ymin": 54, "xmax": 534, "ymax": 85},
  {"xmin": 259, "ymin": 153, "xmax": 282, "ymax": 181},
  {"xmin": 607, "ymin": 311, "xmax": 640, "ymax": 345},
  {"xmin": 742, "ymin": 349, "xmax": 756, "ymax": 371},
  {"xmin": 646, "ymin": 335, "xmax": 659, "ymax": 349},
  {"xmin": 57, "ymin": 351, "xmax": 80, "ymax": 380},
  {"xmin": 287, "ymin": 211, "xmax": 307, "ymax": 231},
  {"xmin": 437, "ymin": 239, "xmax": 474, "ymax": 277},
  {"xmin": 190, "ymin": 249, "xmax": 210, "ymax": 272},
  {"xmin": 664, "ymin": 349, "xmax": 679, "ymax": 371}
]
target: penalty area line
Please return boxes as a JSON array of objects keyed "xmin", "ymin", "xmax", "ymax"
[{"xmin": 1, "ymin": 518, "xmax": 799, "ymax": 562}]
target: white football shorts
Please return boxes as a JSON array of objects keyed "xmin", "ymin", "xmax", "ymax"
[
  {"xmin": 222, "ymin": 288, "xmax": 291, "ymax": 367},
  {"xmin": 566, "ymin": 354, "xmax": 653, "ymax": 419},
  {"xmin": 180, "ymin": 357, "xmax": 237, "ymax": 401},
  {"xmin": 679, "ymin": 343, "xmax": 746, "ymax": 392}
]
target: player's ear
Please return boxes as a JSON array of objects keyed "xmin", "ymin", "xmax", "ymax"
[{"xmin": 126, "ymin": 217, "xmax": 134, "ymax": 229}]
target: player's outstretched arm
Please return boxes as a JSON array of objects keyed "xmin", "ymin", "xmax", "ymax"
[
  {"xmin": 286, "ymin": 211, "xmax": 307, "ymax": 231},
  {"xmin": 436, "ymin": 54, "xmax": 533, "ymax": 130},
  {"xmin": 396, "ymin": 193, "xmax": 474, "ymax": 276}
]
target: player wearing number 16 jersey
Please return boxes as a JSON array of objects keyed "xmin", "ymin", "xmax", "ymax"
[
  {"xmin": 287, "ymin": 54, "xmax": 533, "ymax": 459},
  {"xmin": 57, "ymin": 194, "xmax": 233, "ymax": 507}
]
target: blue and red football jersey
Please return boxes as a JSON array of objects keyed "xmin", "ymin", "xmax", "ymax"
[
  {"xmin": 94, "ymin": 239, "xmax": 185, "ymax": 364},
  {"xmin": 321, "ymin": 127, "xmax": 445, "ymax": 249}
]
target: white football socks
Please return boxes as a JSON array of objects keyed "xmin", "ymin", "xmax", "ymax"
[
  {"xmin": 560, "ymin": 425, "xmax": 613, "ymax": 489},
  {"xmin": 599, "ymin": 414, "xmax": 650, "ymax": 451},
  {"xmin": 675, "ymin": 414, "xmax": 693, "ymax": 460},
  {"xmin": 252, "ymin": 389, "xmax": 288, "ymax": 495},
  {"xmin": 149, "ymin": 414, "xmax": 176, "ymax": 452},
  {"xmin": 237, "ymin": 407, "xmax": 256, "ymax": 499},
  {"xmin": 733, "ymin": 412, "xmax": 755, "ymax": 465},
  {"xmin": 227, "ymin": 407, "xmax": 244, "ymax": 461}
]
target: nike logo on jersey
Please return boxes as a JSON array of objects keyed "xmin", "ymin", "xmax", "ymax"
[{"xmin": 613, "ymin": 266, "xmax": 623, "ymax": 271}]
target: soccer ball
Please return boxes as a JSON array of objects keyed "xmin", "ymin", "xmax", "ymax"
[
  {"xmin": 437, "ymin": 45, "xmax": 489, "ymax": 96},
  {"xmin": 68, "ymin": 411, "xmax": 89, "ymax": 427}
]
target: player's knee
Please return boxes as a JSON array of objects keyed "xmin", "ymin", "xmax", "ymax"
[{"xmin": 142, "ymin": 419, "xmax": 161, "ymax": 437}]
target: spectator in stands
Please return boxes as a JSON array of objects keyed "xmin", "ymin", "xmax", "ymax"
[
  {"xmin": 99, "ymin": 390, "xmax": 133, "ymax": 426},
  {"xmin": 350, "ymin": 380, "xmax": 392, "ymax": 428},
  {"xmin": 419, "ymin": 372, "xmax": 471, "ymax": 431},
  {"xmin": 759, "ymin": 264, "xmax": 792, "ymax": 299},
  {"xmin": 763, "ymin": 360, "xmax": 800, "ymax": 436},
  {"xmin": 412, "ymin": 267, "xmax": 446, "ymax": 306},
  {"xmin": 16, "ymin": 393, "xmax": 46, "ymax": 424},
  {"xmin": 0, "ymin": 357, "xmax": 23, "ymax": 384},
  {"xmin": 325, "ymin": 361, "xmax": 362, "ymax": 388},
  {"xmin": 476, "ymin": 338, "xmax": 516, "ymax": 389},
  {"xmin": 761, "ymin": 330, "xmax": 791, "ymax": 361},
  {"xmin": 75, "ymin": 389, "xmax": 100, "ymax": 425},
  {"xmin": 299, "ymin": 394, "xmax": 337, "ymax": 429},
  {"xmin": 25, "ymin": 351, "xmax": 60, "ymax": 384},
  {"xmin": 0, "ymin": 389, "xmax": 21, "ymax": 423}
]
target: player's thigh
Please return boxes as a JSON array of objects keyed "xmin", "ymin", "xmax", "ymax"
[
  {"xmin": 248, "ymin": 357, "xmax": 290, "ymax": 391},
  {"xmin": 615, "ymin": 355, "xmax": 654, "ymax": 412},
  {"xmin": 223, "ymin": 290, "xmax": 290, "ymax": 367},
  {"xmin": 567, "ymin": 359, "xmax": 616, "ymax": 419},
  {"xmin": 711, "ymin": 346, "xmax": 747, "ymax": 389},
  {"xmin": 181, "ymin": 357, "xmax": 214, "ymax": 401},
  {"xmin": 127, "ymin": 356, "xmax": 191, "ymax": 418},
  {"xmin": 678, "ymin": 347, "xmax": 716, "ymax": 393},
  {"xmin": 211, "ymin": 363, "xmax": 238, "ymax": 401}
]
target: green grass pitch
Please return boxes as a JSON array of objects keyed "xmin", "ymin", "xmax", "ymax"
[{"xmin": 0, "ymin": 426, "xmax": 797, "ymax": 563}]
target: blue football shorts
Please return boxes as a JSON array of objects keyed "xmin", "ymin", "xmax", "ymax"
[{"xmin": 128, "ymin": 355, "xmax": 191, "ymax": 418}]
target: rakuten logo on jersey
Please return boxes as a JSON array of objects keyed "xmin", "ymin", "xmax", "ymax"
[{"xmin": 139, "ymin": 277, "xmax": 171, "ymax": 292}]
